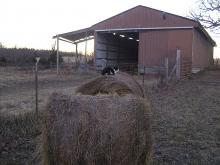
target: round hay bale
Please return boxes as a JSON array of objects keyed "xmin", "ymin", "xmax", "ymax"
[
  {"xmin": 43, "ymin": 92, "xmax": 152, "ymax": 165},
  {"xmin": 76, "ymin": 72, "xmax": 144, "ymax": 97}
]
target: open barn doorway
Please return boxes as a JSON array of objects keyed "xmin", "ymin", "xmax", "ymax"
[{"xmin": 95, "ymin": 31, "xmax": 139, "ymax": 73}]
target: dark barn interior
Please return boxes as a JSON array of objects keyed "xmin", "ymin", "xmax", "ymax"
[{"xmin": 95, "ymin": 32, "xmax": 139, "ymax": 72}]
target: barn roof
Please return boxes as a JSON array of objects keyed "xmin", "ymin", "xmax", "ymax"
[
  {"xmin": 53, "ymin": 27, "xmax": 94, "ymax": 44},
  {"xmin": 54, "ymin": 5, "xmax": 216, "ymax": 46},
  {"xmin": 92, "ymin": 5, "xmax": 197, "ymax": 28}
]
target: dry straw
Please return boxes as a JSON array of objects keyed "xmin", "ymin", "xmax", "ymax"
[
  {"xmin": 43, "ymin": 72, "xmax": 151, "ymax": 165},
  {"xmin": 43, "ymin": 93, "xmax": 151, "ymax": 165},
  {"xmin": 76, "ymin": 72, "xmax": 145, "ymax": 97}
]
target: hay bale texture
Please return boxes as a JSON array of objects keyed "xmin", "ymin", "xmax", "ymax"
[
  {"xmin": 76, "ymin": 72, "xmax": 144, "ymax": 97},
  {"xmin": 43, "ymin": 93, "xmax": 151, "ymax": 165}
]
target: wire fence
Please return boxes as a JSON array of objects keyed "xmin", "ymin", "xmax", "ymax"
[
  {"xmin": 0, "ymin": 64, "xmax": 97, "ymax": 115},
  {"xmin": 0, "ymin": 62, "xmax": 165, "ymax": 116}
]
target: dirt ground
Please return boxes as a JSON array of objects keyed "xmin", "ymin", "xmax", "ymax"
[
  {"xmin": 0, "ymin": 68, "xmax": 220, "ymax": 164},
  {"xmin": 149, "ymin": 70, "xmax": 220, "ymax": 164}
]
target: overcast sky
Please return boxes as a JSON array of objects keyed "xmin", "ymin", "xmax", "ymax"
[{"xmin": 1, "ymin": 0, "xmax": 219, "ymax": 58}]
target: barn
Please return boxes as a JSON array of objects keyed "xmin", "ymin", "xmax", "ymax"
[{"xmin": 54, "ymin": 5, "xmax": 216, "ymax": 79}]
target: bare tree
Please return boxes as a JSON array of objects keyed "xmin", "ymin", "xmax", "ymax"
[
  {"xmin": 0, "ymin": 42, "xmax": 5, "ymax": 48},
  {"xmin": 190, "ymin": 0, "xmax": 220, "ymax": 32}
]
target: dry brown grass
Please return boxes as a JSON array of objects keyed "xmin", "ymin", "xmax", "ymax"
[
  {"xmin": 43, "ymin": 92, "xmax": 152, "ymax": 165},
  {"xmin": 76, "ymin": 72, "xmax": 144, "ymax": 97},
  {"xmin": 0, "ymin": 112, "xmax": 41, "ymax": 164},
  {"xmin": 0, "ymin": 112, "xmax": 40, "ymax": 141}
]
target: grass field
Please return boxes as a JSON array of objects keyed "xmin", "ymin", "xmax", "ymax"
[{"xmin": 0, "ymin": 68, "xmax": 220, "ymax": 164}]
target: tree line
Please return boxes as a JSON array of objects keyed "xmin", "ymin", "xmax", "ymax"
[{"xmin": 0, "ymin": 45, "xmax": 76, "ymax": 67}]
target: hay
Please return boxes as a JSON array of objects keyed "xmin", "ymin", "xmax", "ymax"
[
  {"xmin": 43, "ymin": 92, "xmax": 152, "ymax": 165},
  {"xmin": 76, "ymin": 72, "xmax": 144, "ymax": 97}
]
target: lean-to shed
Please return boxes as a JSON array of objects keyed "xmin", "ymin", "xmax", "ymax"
[{"xmin": 54, "ymin": 5, "xmax": 216, "ymax": 79}]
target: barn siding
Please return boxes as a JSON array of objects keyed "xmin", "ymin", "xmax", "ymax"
[
  {"xmin": 93, "ymin": 6, "xmax": 197, "ymax": 30},
  {"xmin": 192, "ymin": 29, "xmax": 214, "ymax": 70},
  {"xmin": 139, "ymin": 29, "xmax": 193, "ymax": 67},
  {"xmin": 139, "ymin": 30, "xmax": 168, "ymax": 67},
  {"xmin": 168, "ymin": 29, "xmax": 193, "ymax": 58}
]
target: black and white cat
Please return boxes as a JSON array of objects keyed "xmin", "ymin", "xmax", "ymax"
[{"xmin": 101, "ymin": 66, "xmax": 119, "ymax": 75}]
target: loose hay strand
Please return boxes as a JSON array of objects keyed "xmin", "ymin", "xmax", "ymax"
[{"xmin": 76, "ymin": 72, "xmax": 145, "ymax": 97}]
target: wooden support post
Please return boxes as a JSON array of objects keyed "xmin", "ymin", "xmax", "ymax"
[
  {"xmin": 142, "ymin": 65, "xmax": 146, "ymax": 96},
  {"xmin": 35, "ymin": 65, "xmax": 38, "ymax": 115},
  {"xmin": 75, "ymin": 43, "xmax": 78, "ymax": 69},
  {"xmin": 106, "ymin": 41, "xmax": 109, "ymax": 67},
  {"xmin": 56, "ymin": 37, "xmax": 59, "ymax": 74},
  {"xmin": 85, "ymin": 32, "xmax": 88, "ymax": 71},
  {"xmin": 117, "ymin": 38, "xmax": 121, "ymax": 66},
  {"xmin": 176, "ymin": 49, "xmax": 181, "ymax": 80},
  {"xmin": 76, "ymin": 43, "xmax": 78, "ymax": 60},
  {"xmin": 165, "ymin": 57, "xmax": 169, "ymax": 84},
  {"xmin": 35, "ymin": 57, "xmax": 40, "ymax": 115},
  {"xmin": 142, "ymin": 65, "xmax": 145, "ymax": 86},
  {"xmin": 138, "ymin": 64, "xmax": 140, "ymax": 75}
]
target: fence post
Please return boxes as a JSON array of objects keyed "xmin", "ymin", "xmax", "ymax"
[
  {"xmin": 138, "ymin": 64, "xmax": 140, "ymax": 75},
  {"xmin": 165, "ymin": 57, "xmax": 169, "ymax": 84},
  {"xmin": 176, "ymin": 49, "xmax": 181, "ymax": 80},
  {"xmin": 142, "ymin": 66, "xmax": 145, "ymax": 87},
  {"xmin": 35, "ymin": 57, "xmax": 40, "ymax": 115},
  {"xmin": 56, "ymin": 37, "xmax": 59, "ymax": 74}
]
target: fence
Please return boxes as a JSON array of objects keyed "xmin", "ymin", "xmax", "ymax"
[
  {"xmin": 139, "ymin": 49, "xmax": 183, "ymax": 86},
  {"xmin": 1, "ymin": 49, "xmax": 188, "ymax": 116},
  {"xmin": 0, "ymin": 61, "xmax": 166, "ymax": 116},
  {"xmin": 119, "ymin": 63, "xmax": 138, "ymax": 74},
  {"xmin": 0, "ymin": 50, "xmax": 186, "ymax": 116},
  {"xmin": 0, "ymin": 63, "xmax": 97, "ymax": 115}
]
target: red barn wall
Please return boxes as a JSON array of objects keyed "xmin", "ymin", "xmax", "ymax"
[
  {"xmin": 139, "ymin": 30, "xmax": 168, "ymax": 67},
  {"xmin": 139, "ymin": 29, "xmax": 193, "ymax": 68},
  {"xmin": 192, "ymin": 29, "xmax": 214, "ymax": 70}
]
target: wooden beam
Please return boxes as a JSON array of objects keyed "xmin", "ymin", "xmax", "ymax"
[
  {"xmin": 56, "ymin": 36, "xmax": 94, "ymax": 45},
  {"xmin": 168, "ymin": 64, "xmax": 177, "ymax": 80},
  {"xmin": 75, "ymin": 43, "xmax": 78, "ymax": 60},
  {"xmin": 106, "ymin": 40, "xmax": 109, "ymax": 66},
  {"xmin": 75, "ymin": 43, "xmax": 79, "ymax": 69},
  {"xmin": 56, "ymin": 37, "xmax": 60, "ymax": 74},
  {"xmin": 118, "ymin": 38, "xmax": 121, "ymax": 66},
  {"xmin": 59, "ymin": 37, "xmax": 76, "ymax": 44},
  {"xmin": 73, "ymin": 37, "xmax": 94, "ymax": 44},
  {"xmin": 85, "ymin": 32, "xmax": 88, "ymax": 70}
]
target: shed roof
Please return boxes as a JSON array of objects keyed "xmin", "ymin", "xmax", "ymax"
[
  {"xmin": 92, "ymin": 5, "xmax": 197, "ymax": 29},
  {"xmin": 54, "ymin": 5, "xmax": 216, "ymax": 46},
  {"xmin": 53, "ymin": 28, "xmax": 94, "ymax": 43}
]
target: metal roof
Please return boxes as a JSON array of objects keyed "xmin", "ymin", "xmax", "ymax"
[
  {"xmin": 53, "ymin": 5, "xmax": 216, "ymax": 46},
  {"xmin": 53, "ymin": 27, "xmax": 94, "ymax": 43}
]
